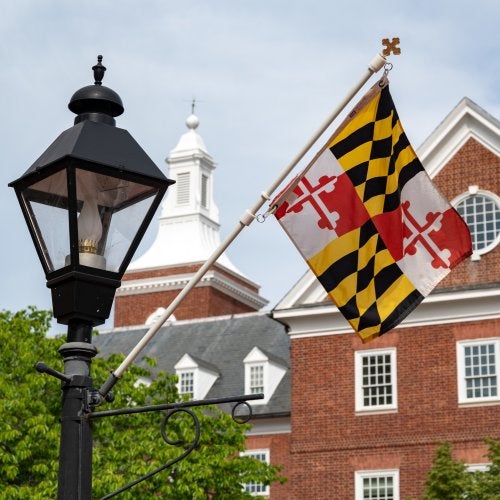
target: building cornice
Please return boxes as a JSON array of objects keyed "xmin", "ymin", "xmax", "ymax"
[
  {"xmin": 273, "ymin": 287, "xmax": 500, "ymax": 339},
  {"xmin": 117, "ymin": 268, "xmax": 268, "ymax": 310}
]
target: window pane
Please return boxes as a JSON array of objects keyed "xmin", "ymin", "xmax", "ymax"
[
  {"xmin": 250, "ymin": 365, "xmax": 264, "ymax": 394},
  {"xmin": 456, "ymin": 193, "xmax": 500, "ymax": 253},
  {"xmin": 361, "ymin": 352, "xmax": 394, "ymax": 408},
  {"xmin": 463, "ymin": 342, "xmax": 497, "ymax": 400}
]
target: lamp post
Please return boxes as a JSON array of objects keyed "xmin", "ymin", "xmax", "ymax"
[{"xmin": 9, "ymin": 56, "xmax": 174, "ymax": 499}]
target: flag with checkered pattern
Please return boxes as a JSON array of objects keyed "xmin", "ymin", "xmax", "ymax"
[{"xmin": 274, "ymin": 79, "xmax": 472, "ymax": 342}]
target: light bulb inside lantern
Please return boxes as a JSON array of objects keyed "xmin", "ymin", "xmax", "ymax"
[{"xmin": 78, "ymin": 196, "xmax": 103, "ymax": 254}]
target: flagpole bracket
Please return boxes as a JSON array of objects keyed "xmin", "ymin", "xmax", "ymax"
[
  {"xmin": 368, "ymin": 53, "xmax": 387, "ymax": 73},
  {"xmin": 240, "ymin": 209, "xmax": 256, "ymax": 226}
]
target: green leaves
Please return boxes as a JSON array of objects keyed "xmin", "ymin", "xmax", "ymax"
[
  {"xmin": 423, "ymin": 439, "xmax": 500, "ymax": 499},
  {"xmin": 0, "ymin": 308, "xmax": 285, "ymax": 498}
]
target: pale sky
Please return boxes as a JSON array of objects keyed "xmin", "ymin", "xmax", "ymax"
[{"xmin": 2, "ymin": 1, "xmax": 499, "ymax": 335}]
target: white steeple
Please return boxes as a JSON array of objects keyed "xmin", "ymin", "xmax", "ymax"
[{"xmin": 128, "ymin": 110, "xmax": 239, "ymax": 272}]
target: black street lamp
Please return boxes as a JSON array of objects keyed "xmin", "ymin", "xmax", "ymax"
[{"xmin": 9, "ymin": 56, "xmax": 174, "ymax": 499}]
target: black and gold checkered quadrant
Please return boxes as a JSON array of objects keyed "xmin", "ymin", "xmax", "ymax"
[{"xmin": 315, "ymin": 218, "xmax": 423, "ymax": 342}]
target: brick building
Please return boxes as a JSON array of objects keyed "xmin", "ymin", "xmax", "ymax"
[
  {"xmin": 274, "ymin": 96, "xmax": 500, "ymax": 499},
  {"xmin": 96, "ymin": 97, "xmax": 500, "ymax": 499}
]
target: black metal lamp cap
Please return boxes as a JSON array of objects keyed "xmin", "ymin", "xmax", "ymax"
[{"xmin": 68, "ymin": 55, "xmax": 124, "ymax": 126}]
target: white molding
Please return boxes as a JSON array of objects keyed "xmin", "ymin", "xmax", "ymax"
[
  {"xmin": 245, "ymin": 417, "xmax": 291, "ymax": 436},
  {"xmin": 418, "ymin": 98, "xmax": 500, "ymax": 179},
  {"xmin": 274, "ymin": 288, "xmax": 500, "ymax": 340}
]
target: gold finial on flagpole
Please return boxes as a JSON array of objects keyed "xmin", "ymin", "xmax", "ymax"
[{"xmin": 382, "ymin": 38, "xmax": 401, "ymax": 56}]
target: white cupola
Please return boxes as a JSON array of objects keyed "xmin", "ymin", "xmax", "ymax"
[{"xmin": 128, "ymin": 110, "xmax": 238, "ymax": 272}]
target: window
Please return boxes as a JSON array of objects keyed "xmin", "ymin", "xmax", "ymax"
[
  {"xmin": 457, "ymin": 339, "xmax": 499, "ymax": 404},
  {"xmin": 355, "ymin": 469, "xmax": 399, "ymax": 500},
  {"xmin": 241, "ymin": 450, "xmax": 270, "ymax": 496},
  {"xmin": 453, "ymin": 188, "xmax": 500, "ymax": 258},
  {"xmin": 467, "ymin": 463, "xmax": 490, "ymax": 472},
  {"xmin": 355, "ymin": 348, "xmax": 397, "ymax": 413},
  {"xmin": 174, "ymin": 354, "xmax": 219, "ymax": 400},
  {"xmin": 179, "ymin": 371, "xmax": 194, "ymax": 399},
  {"xmin": 176, "ymin": 172, "xmax": 190, "ymax": 205},
  {"xmin": 249, "ymin": 364, "xmax": 265, "ymax": 394},
  {"xmin": 243, "ymin": 347, "xmax": 287, "ymax": 405},
  {"xmin": 201, "ymin": 174, "xmax": 209, "ymax": 208}
]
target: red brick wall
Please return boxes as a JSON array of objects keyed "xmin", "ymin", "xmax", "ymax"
[
  {"xmin": 114, "ymin": 286, "xmax": 255, "ymax": 327},
  {"xmin": 114, "ymin": 262, "xmax": 260, "ymax": 326},
  {"xmin": 433, "ymin": 138, "xmax": 500, "ymax": 289},
  {"xmin": 288, "ymin": 319, "xmax": 500, "ymax": 498},
  {"xmin": 283, "ymin": 135, "xmax": 500, "ymax": 498},
  {"xmin": 290, "ymin": 320, "xmax": 500, "ymax": 500},
  {"xmin": 246, "ymin": 433, "xmax": 291, "ymax": 499}
]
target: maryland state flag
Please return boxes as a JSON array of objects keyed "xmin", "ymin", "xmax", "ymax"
[{"xmin": 274, "ymin": 79, "xmax": 472, "ymax": 342}]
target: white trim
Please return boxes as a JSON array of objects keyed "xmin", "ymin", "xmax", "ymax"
[
  {"xmin": 418, "ymin": 98, "xmax": 500, "ymax": 179},
  {"xmin": 273, "ymin": 287, "xmax": 500, "ymax": 340},
  {"xmin": 456, "ymin": 338, "xmax": 499, "ymax": 405},
  {"xmin": 355, "ymin": 348, "xmax": 398, "ymax": 413},
  {"xmin": 245, "ymin": 417, "xmax": 291, "ymax": 436},
  {"xmin": 355, "ymin": 469, "xmax": 400, "ymax": 500},
  {"xmin": 467, "ymin": 463, "xmax": 490, "ymax": 472}
]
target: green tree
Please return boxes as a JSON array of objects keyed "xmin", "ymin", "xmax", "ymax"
[
  {"xmin": 423, "ymin": 439, "xmax": 500, "ymax": 500},
  {"xmin": 0, "ymin": 308, "xmax": 285, "ymax": 499}
]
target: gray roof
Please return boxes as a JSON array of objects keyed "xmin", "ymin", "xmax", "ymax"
[{"xmin": 94, "ymin": 312, "xmax": 290, "ymax": 417}]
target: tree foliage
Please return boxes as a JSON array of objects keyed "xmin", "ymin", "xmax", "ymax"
[
  {"xmin": 423, "ymin": 439, "xmax": 500, "ymax": 499},
  {"xmin": 0, "ymin": 308, "xmax": 285, "ymax": 499}
]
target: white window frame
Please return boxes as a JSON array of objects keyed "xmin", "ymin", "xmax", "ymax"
[
  {"xmin": 457, "ymin": 338, "xmax": 499, "ymax": 405},
  {"xmin": 355, "ymin": 348, "xmax": 398, "ymax": 413},
  {"xmin": 249, "ymin": 364, "xmax": 265, "ymax": 394},
  {"xmin": 467, "ymin": 463, "xmax": 490, "ymax": 472},
  {"xmin": 178, "ymin": 370, "xmax": 195, "ymax": 399},
  {"xmin": 241, "ymin": 449, "xmax": 270, "ymax": 496},
  {"xmin": 355, "ymin": 469, "xmax": 400, "ymax": 500},
  {"xmin": 452, "ymin": 188, "xmax": 500, "ymax": 260}
]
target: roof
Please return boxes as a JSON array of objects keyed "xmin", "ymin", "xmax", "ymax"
[{"xmin": 94, "ymin": 312, "xmax": 290, "ymax": 417}]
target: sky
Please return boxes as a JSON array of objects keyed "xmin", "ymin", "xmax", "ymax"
[{"xmin": 1, "ymin": 0, "xmax": 500, "ymax": 336}]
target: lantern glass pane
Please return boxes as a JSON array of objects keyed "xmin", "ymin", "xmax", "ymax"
[
  {"xmin": 75, "ymin": 168, "xmax": 159, "ymax": 272},
  {"xmin": 21, "ymin": 169, "xmax": 70, "ymax": 272}
]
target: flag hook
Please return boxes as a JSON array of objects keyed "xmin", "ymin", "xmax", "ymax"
[{"xmin": 256, "ymin": 205, "xmax": 276, "ymax": 223}]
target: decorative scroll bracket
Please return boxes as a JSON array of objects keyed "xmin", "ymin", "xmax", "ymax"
[{"xmin": 89, "ymin": 393, "xmax": 263, "ymax": 499}]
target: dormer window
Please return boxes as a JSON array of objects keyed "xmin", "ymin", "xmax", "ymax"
[
  {"xmin": 243, "ymin": 347, "xmax": 287, "ymax": 405},
  {"xmin": 174, "ymin": 354, "xmax": 219, "ymax": 400}
]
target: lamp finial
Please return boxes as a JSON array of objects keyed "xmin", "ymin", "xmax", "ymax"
[{"xmin": 92, "ymin": 55, "xmax": 106, "ymax": 85}]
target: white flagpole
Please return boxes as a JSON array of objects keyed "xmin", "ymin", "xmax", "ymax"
[{"xmin": 99, "ymin": 52, "xmax": 387, "ymax": 398}]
